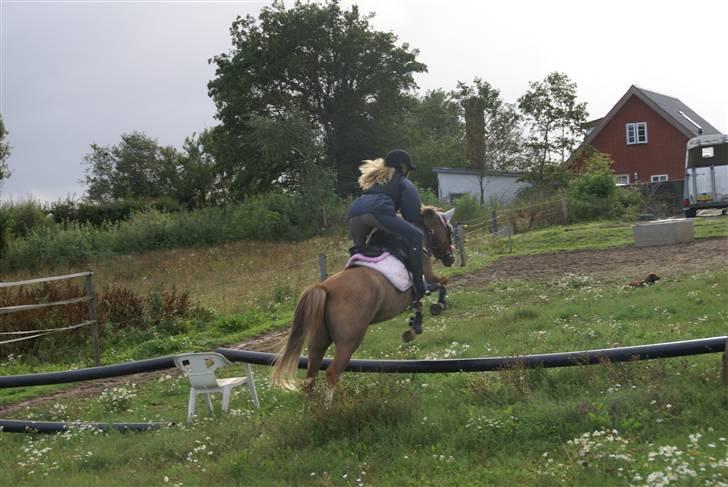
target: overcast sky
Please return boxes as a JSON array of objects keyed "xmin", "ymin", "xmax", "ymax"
[{"xmin": 1, "ymin": 0, "xmax": 727, "ymax": 202}]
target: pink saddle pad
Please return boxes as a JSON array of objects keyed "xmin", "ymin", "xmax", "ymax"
[{"xmin": 345, "ymin": 252, "xmax": 412, "ymax": 292}]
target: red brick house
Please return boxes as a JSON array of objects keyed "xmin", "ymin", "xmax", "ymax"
[{"xmin": 575, "ymin": 85, "xmax": 722, "ymax": 185}]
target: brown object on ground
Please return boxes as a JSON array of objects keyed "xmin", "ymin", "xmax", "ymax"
[{"xmin": 626, "ymin": 272, "xmax": 661, "ymax": 288}]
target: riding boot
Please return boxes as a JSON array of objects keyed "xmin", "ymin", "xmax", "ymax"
[{"xmin": 408, "ymin": 246, "xmax": 427, "ymax": 302}]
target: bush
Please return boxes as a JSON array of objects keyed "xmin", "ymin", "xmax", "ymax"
[
  {"xmin": 49, "ymin": 198, "xmax": 182, "ymax": 228},
  {"xmin": 508, "ymin": 191, "xmax": 566, "ymax": 232},
  {"xmin": 413, "ymin": 183, "xmax": 441, "ymax": 207},
  {"xmin": 452, "ymin": 193, "xmax": 484, "ymax": 223},
  {"xmin": 0, "ymin": 191, "xmax": 343, "ymax": 273},
  {"xmin": 565, "ymin": 151, "xmax": 642, "ymax": 222},
  {"xmin": 2, "ymin": 199, "xmax": 52, "ymax": 237}
]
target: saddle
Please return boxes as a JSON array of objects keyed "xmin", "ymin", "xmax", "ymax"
[
  {"xmin": 349, "ymin": 231, "xmax": 410, "ymax": 264},
  {"xmin": 346, "ymin": 231, "xmax": 412, "ymax": 292}
]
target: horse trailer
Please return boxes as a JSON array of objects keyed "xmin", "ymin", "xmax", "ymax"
[{"xmin": 682, "ymin": 133, "xmax": 728, "ymax": 217}]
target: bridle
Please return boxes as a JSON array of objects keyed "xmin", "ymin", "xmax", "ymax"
[{"xmin": 423, "ymin": 214, "xmax": 455, "ymax": 264}]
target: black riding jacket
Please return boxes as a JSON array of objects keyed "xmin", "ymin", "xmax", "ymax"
[{"xmin": 347, "ymin": 172, "xmax": 423, "ymax": 224}]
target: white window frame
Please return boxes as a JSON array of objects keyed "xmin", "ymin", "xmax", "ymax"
[
  {"xmin": 650, "ymin": 174, "xmax": 668, "ymax": 183},
  {"xmin": 626, "ymin": 122, "xmax": 648, "ymax": 145},
  {"xmin": 614, "ymin": 174, "xmax": 630, "ymax": 186}
]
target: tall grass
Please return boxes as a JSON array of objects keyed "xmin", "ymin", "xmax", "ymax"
[{"xmin": 1, "ymin": 194, "xmax": 346, "ymax": 273}]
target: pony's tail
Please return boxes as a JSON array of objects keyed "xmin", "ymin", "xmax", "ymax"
[{"xmin": 270, "ymin": 284, "xmax": 327, "ymax": 391}]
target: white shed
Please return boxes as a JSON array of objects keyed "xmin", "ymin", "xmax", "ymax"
[{"xmin": 433, "ymin": 167, "xmax": 530, "ymax": 204}]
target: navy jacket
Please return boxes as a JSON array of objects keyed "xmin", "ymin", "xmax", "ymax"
[{"xmin": 348, "ymin": 172, "xmax": 423, "ymax": 224}]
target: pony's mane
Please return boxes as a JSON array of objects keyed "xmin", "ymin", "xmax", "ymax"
[
  {"xmin": 358, "ymin": 158, "xmax": 395, "ymax": 190},
  {"xmin": 421, "ymin": 205, "xmax": 442, "ymax": 217}
]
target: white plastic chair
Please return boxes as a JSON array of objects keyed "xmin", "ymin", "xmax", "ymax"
[{"xmin": 173, "ymin": 352, "xmax": 259, "ymax": 423}]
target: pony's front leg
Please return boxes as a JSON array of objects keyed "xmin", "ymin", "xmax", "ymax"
[
  {"xmin": 430, "ymin": 285, "xmax": 448, "ymax": 315},
  {"xmin": 422, "ymin": 254, "xmax": 448, "ymax": 288},
  {"xmin": 421, "ymin": 254, "xmax": 448, "ymax": 315}
]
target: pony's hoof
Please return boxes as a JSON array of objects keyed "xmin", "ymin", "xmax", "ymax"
[
  {"xmin": 402, "ymin": 328, "xmax": 416, "ymax": 342},
  {"xmin": 430, "ymin": 302, "xmax": 444, "ymax": 315}
]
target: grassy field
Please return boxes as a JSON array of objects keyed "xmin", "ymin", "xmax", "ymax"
[{"xmin": 0, "ymin": 217, "xmax": 727, "ymax": 485}]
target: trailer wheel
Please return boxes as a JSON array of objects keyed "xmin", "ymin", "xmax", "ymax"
[{"xmin": 684, "ymin": 208, "xmax": 697, "ymax": 218}]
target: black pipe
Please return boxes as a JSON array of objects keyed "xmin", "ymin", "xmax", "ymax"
[
  {"xmin": 0, "ymin": 337, "xmax": 725, "ymax": 389},
  {"xmin": 0, "ymin": 356, "xmax": 175, "ymax": 388},
  {"xmin": 0, "ymin": 419, "xmax": 172, "ymax": 434},
  {"xmin": 216, "ymin": 336, "xmax": 727, "ymax": 373}
]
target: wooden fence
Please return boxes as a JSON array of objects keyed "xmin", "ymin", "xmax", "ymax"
[{"xmin": 0, "ymin": 272, "xmax": 100, "ymax": 366}]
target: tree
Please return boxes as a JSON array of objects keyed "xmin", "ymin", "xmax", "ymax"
[
  {"xmin": 174, "ymin": 130, "xmax": 221, "ymax": 208},
  {"xmin": 399, "ymin": 90, "xmax": 464, "ymax": 192},
  {"xmin": 0, "ymin": 115, "xmax": 11, "ymax": 256},
  {"xmin": 486, "ymin": 102, "xmax": 525, "ymax": 172},
  {"xmin": 518, "ymin": 71, "xmax": 588, "ymax": 182},
  {"xmin": 0, "ymin": 115, "xmax": 10, "ymax": 184},
  {"xmin": 451, "ymin": 79, "xmax": 525, "ymax": 204},
  {"xmin": 82, "ymin": 132, "xmax": 180, "ymax": 202},
  {"xmin": 207, "ymin": 0, "xmax": 427, "ymax": 197}
]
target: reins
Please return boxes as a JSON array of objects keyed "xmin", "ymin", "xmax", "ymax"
[{"xmin": 420, "ymin": 216, "xmax": 453, "ymax": 262}]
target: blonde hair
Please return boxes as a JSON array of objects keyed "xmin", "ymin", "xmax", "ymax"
[{"xmin": 357, "ymin": 158, "xmax": 395, "ymax": 190}]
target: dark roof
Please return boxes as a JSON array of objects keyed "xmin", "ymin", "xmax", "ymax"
[
  {"xmin": 638, "ymin": 86, "xmax": 721, "ymax": 136},
  {"xmin": 581, "ymin": 118, "xmax": 604, "ymax": 130},
  {"xmin": 582, "ymin": 85, "xmax": 722, "ymax": 147},
  {"xmin": 432, "ymin": 167, "xmax": 525, "ymax": 178}
]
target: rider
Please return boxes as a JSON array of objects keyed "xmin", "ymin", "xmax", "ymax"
[{"xmin": 347, "ymin": 149, "xmax": 428, "ymax": 301}]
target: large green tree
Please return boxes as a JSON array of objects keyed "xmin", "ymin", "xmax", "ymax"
[
  {"xmin": 207, "ymin": 0, "xmax": 426, "ymax": 197},
  {"xmin": 400, "ymin": 90, "xmax": 464, "ymax": 192},
  {"xmin": 82, "ymin": 132, "xmax": 180, "ymax": 202},
  {"xmin": 174, "ymin": 130, "xmax": 221, "ymax": 208},
  {"xmin": 518, "ymin": 71, "xmax": 588, "ymax": 182}
]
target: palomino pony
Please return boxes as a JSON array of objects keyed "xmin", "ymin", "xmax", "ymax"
[{"xmin": 271, "ymin": 206, "xmax": 455, "ymax": 399}]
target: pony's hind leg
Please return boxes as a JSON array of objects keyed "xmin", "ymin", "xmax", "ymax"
[
  {"xmin": 324, "ymin": 328, "xmax": 366, "ymax": 408},
  {"xmin": 303, "ymin": 324, "xmax": 332, "ymax": 394}
]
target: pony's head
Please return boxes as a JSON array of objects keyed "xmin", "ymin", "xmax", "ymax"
[{"xmin": 421, "ymin": 206, "xmax": 456, "ymax": 267}]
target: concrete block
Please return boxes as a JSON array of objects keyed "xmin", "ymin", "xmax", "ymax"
[{"xmin": 632, "ymin": 218, "xmax": 694, "ymax": 247}]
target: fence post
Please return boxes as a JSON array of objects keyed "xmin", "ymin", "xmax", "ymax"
[
  {"xmin": 561, "ymin": 197, "xmax": 569, "ymax": 224},
  {"xmin": 490, "ymin": 207, "xmax": 498, "ymax": 235},
  {"xmin": 723, "ymin": 338, "xmax": 728, "ymax": 385},
  {"xmin": 505, "ymin": 221, "xmax": 514, "ymax": 253},
  {"xmin": 84, "ymin": 272, "xmax": 100, "ymax": 367},
  {"xmin": 319, "ymin": 254, "xmax": 328, "ymax": 282},
  {"xmin": 455, "ymin": 223, "xmax": 466, "ymax": 267}
]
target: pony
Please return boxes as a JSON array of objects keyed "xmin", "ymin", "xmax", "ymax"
[{"xmin": 271, "ymin": 206, "xmax": 455, "ymax": 401}]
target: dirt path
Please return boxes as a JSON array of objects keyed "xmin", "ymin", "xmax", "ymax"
[
  {"xmin": 2, "ymin": 237, "xmax": 726, "ymax": 416},
  {"xmin": 451, "ymin": 237, "xmax": 727, "ymax": 288}
]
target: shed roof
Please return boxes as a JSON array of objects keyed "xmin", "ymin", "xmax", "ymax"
[{"xmin": 432, "ymin": 167, "xmax": 526, "ymax": 178}]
